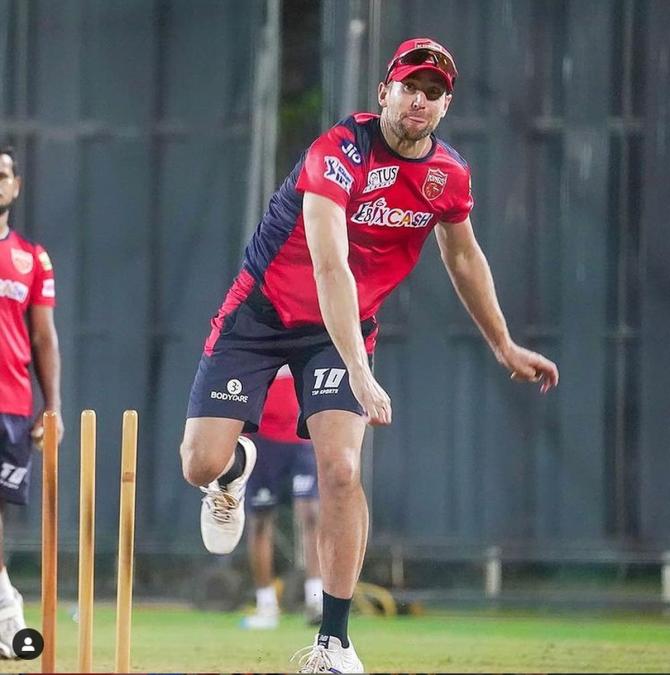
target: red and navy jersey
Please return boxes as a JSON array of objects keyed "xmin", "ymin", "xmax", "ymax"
[
  {"xmin": 0, "ymin": 228, "xmax": 56, "ymax": 416},
  {"xmin": 207, "ymin": 113, "xmax": 473, "ymax": 352}
]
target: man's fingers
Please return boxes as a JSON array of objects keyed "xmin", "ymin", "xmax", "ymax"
[
  {"xmin": 510, "ymin": 368, "xmax": 541, "ymax": 382},
  {"xmin": 31, "ymin": 425, "xmax": 45, "ymax": 450},
  {"xmin": 365, "ymin": 401, "xmax": 392, "ymax": 426}
]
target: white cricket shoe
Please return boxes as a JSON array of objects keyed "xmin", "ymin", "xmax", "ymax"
[
  {"xmin": 240, "ymin": 606, "xmax": 280, "ymax": 630},
  {"xmin": 292, "ymin": 634, "xmax": 364, "ymax": 673},
  {"xmin": 200, "ymin": 436, "xmax": 257, "ymax": 554},
  {"xmin": 0, "ymin": 588, "xmax": 26, "ymax": 659}
]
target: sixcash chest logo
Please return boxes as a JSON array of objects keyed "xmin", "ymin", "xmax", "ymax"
[
  {"xmin": 351, "ymin": 197, "xmax": 433, "ymax": 228},
  {"xmin": 211, "ymin": 379, "xmax": 249, "ymax": 403}
]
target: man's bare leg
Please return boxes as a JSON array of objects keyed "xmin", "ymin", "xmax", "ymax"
[
  {"xmin": 180, "ymin": 417, "xmax": 256, "ymax": 555},
  {"xmin": 307, "ymin": 410, "xmax": 367, "ymax": 645},
  {"xmin": 180, "ymin": 417, "xmax": 245, "ymax": 486}
]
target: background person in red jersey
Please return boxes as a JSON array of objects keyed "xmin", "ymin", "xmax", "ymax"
[
  {"xmin": 241, "ymin": 366, "xmax": 321, "ymax": 630},
  {"xmin": 0, "ymin": 146, "xmax": 63, "ymax": 658},
  {"xmin": 180, "ymin": 37, "xmax": 559, "ymax": 672}
]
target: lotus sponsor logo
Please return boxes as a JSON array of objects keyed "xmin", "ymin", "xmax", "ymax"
[
  {"xmin": 351, "ymin": 197, "xmax": 433, "ymax": 229},
  {"xmin": 363, "ymin": 166, "xmax": 399, "ymax": 193},
  {"xmin": 323, "ymin": 156, "xmax": 354, "ymax": 193},
  {"xmin": 0, "ymin": 279, "xmax": 29, "ymax": 302},
  {"xmin": 422, "ymin": 167, "xmax": 448, "ymax": 200}
]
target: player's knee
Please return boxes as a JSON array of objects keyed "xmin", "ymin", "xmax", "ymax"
[
  {"xmin": 319, "ymin": 452, "xmax": 360, "ymax": 493},
  {"xmin": 180, "ymin": 441, "xmax": 220, "ymax": 487}
]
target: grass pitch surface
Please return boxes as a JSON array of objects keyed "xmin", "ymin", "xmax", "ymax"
[{"xmin": 2, "ymin": 602, "xmax": 669, "ymax": 672}]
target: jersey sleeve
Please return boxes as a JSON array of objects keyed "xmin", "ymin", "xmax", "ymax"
[
  {"xmin": 295, "ymin": 123, "xmax": 364, "ymax": 209},
  {"xmin": 440, "ymin": 164, "xmax": 474, "ymax": 224},
  {"xmin": 30, "ymin": 245, "xmax": 56, "ymax": 307}
]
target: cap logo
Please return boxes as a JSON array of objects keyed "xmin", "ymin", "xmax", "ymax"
[{"xmin": 422, "ymin": 168, "xmax": 448, "ymax": 200}]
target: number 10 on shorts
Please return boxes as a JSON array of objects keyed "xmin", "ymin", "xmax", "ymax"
[{"xmin": 312, "ymin": 367, "xmax": 346, "ymax": 394}]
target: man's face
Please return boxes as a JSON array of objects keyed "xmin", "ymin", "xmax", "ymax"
[
  {"xmin": 378, "ymin": 70, "xmax": 452, "ymax": 142},
  {"xmin": 0, "ymin": 154, "xmax": 21, "ymax": 215}
]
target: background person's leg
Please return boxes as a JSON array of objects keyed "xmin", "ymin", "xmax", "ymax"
[
  {"xmin": 294, "ymin": 497, "xmax": 322, "ymax": 623},
  {"xmin": 243, "ymin": 509, "xmax": 280, "ymax": 629},
  {"xmin": 248, "ymin": 509, "xmax": 276, "ymax": 590}
]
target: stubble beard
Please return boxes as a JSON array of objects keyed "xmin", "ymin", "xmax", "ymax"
[
  {"xmin": 0, "ymin": 194, "xmax": 17, "ymax": 216},
  {"xmin": 391, "ymin": 115, "xmax": 435, "ymax": 142}
]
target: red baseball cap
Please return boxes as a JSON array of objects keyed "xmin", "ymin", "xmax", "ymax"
[{"xmin": 385, "ymin": 38, "xmax": 458, "ymax": 93}]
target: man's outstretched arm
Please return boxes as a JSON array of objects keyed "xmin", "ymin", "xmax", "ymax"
[
  {"xmin": 303, "ymin": 191, "xmax": 392, "ymax": 424},
  {"xmin": 435, "ymin": 217, "xmax": 559, "ymax": 393}
]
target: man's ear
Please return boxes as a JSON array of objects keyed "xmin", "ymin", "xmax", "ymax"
[
  {"xmin": 378, "ymin": 81, "xmax": 389, "ymax": 108},
  {"xmin": 13, "ymin": 176, "xmax": 22, "ymax": 199},
  {"xmin": 440, "ymin": 94, "xmax": 453, "ymax": 119}
]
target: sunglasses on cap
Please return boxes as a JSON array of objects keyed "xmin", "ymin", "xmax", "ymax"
[{"xmin": 385, "ymin": 47, "xmax": 458, "ymax": 92}]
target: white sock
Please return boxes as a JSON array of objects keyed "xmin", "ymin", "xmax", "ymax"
[
  {"xmin": 256, "ymin": 585, "xmax": 278, "ymax": 612},
  {"xmin": 0, "ymin": 567, "xmax": 14, "ymax": 600},
  {"xmin": 304, "ymin": 577, "xmax": 322, "ymax": 607}
]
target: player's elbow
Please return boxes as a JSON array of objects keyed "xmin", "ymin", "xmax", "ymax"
[
  {"xmin": 31, "ymin": 331, "xmax": 59, "ymax": 355},
  {"xmin": 445, "ymin": 246, "xmax": 480, "ymax": 279},
  {"xmin": 312, "ymin": 255, "xmax": 344, "ymax": 278}
]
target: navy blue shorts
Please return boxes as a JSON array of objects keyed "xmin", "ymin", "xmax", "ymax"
[
  {"xmin": 0, "ymin": 413, "xmax": 34, "ymax": 505},
  {"xmin": 187, "ymin": 297, "xmax": 376, "ymax": 439},
  {"xmin": 246, "ymin": 435, "xmax": 319, "ymax": 512}
]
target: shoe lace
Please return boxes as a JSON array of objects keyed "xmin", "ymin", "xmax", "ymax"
[
  {"xmin": 291, "ymin": 644, "xmax": 336, "ymax": 673},
  {"xmin": 201, "ymin": 488, "xmax": 239, "ymax": 524}
]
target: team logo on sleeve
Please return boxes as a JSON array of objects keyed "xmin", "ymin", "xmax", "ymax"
[
  {"xmin": 363, "ymin": 166, "xmax": 399, "ymax": 193},
  {"xmin": 38, "ymin": 251, "xmax": 53, "ymax": 271},
  {"xmin": 422, "ymin": 168, "xmax": 448, "ymax": 200},
  {"xmin": 340, "ymin": 141, "xmax": 362, "ymax": 165},
  {"xmin": 11, "ymin": 249, "xmax": 33, "ymax": 274},
  {"xmin": 323, "ymin": 156, "xmax": 354, "ymax": 194}
]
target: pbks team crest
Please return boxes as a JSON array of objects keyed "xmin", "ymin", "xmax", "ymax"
[
  {"xmin": 422, "ymin": 168, "xmax": 448, "ymax": 201},
  {"xmin": 11, "ymin": 248, "xmax": 33, "ymax": 274}
]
